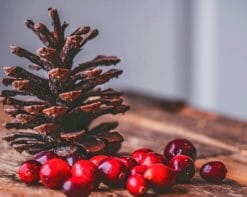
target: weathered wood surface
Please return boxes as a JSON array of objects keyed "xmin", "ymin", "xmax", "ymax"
[{"xmin": 0, "ymin": 93, "xmax": 246, "ymax": 196}]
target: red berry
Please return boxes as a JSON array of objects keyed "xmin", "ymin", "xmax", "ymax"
[
  {"xmin": 200, "ymin": 161, "xmax": 227, "ymax": 183},
  {"xmin": 144, "ymin": 163, "xmax": 176, "ymax": 192},
  {"xmin": 98, "ymin": 157, "xmax": 127, "ymax": 187},
  {"xmin": 34, "ymin": 151, "xmax": 58, "ymax": 165},
  {"xmin": 127, "ymin": 174, "xmax": 148, "ymax": 196},
  {"xmin": 66, "ymin": 152, "xmax": 86, "ymax": 167},
  {"xmin": 63, "ymin": 177, "xmax": 93, "ymax": 197},
  {"xmin": 39, "ymin": 158, "xmax": 71, "ymax": 189},
  {"xmin": 169, "ymin": 155, "xmax": 195, "ymax": 183},
  {"xmin": 131, "ymin": 165, "xmax": 147, "ymax": 176},
  {"xmin": 140, "ymin": 152, "xmax": 168, "ymax": 167},
  {"xmin": 119, "ymin": 156, "xmax": 138, "ymax": 171},
  {"xmin": 164, "ymin": 139, "xmax": 197, "ymax": 161},
  {"xmin": 71, "ymin": 160, "xmax": 101, "ymax": 189},
  {"xmin": 132, "ymin": 148, "xmax": 153, "ymax": 164},
  {"xmin": 19, "ymin": 160, "xmax": 41, "ymax": 184},
  {"xmin": 89, "ymin": 155, "xmax": 109, "ymax": 167}
]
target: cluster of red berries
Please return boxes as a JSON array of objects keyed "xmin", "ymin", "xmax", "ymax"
[{"xmin": 18, "ymin": 138, "xmax": 227, "ymax": 197}]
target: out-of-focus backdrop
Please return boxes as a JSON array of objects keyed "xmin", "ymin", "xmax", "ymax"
[{"xmin": 0, "ymin": 0, "xmax": 246, "ymax": 120}]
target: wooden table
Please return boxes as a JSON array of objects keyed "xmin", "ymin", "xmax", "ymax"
[{"xmin": 0, "ymin": 93, "xmax": 246, "ymax": 196}]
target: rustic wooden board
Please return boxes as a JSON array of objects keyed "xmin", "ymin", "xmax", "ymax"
[{"xmin": 0, "ymin": 94, "xmax": 246, "ymax": 196}]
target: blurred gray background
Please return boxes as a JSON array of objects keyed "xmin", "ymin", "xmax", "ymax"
[{"xmin": 0, "ymin": 0, "xmax": 247, "ymax": 120}]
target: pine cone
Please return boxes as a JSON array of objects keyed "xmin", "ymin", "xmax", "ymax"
[{"xmin": 1, "ymin": 8, "xmax": 129, "ymax": 157}]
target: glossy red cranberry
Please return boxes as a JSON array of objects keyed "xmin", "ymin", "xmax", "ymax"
[
  {"xmin": 130, "ymin": 165, "xmax": 147, "ymax": 176},
  {"xmin": 98, "ymin": 157, "xmax": 127, "ymax": 187},
  {"xmin": 200, "ymin": 161, "xmax": 227, "ymax": 183},
  {"xmin": 34, "ymin": 151, "xmax": 58, "ymax": 165},
  {"xmin": 39, "ymin": 158, "xmax": 71, "ymax": 189},
  {"xmin": 19, "ymin": 160, "xmax": 41, "ymax": 184},
  {"xmin": 127, "ymin": 174, "xmax": 148, "ymax": 196},
  {"xmin": 119, "ymin": 156, "xmax": 138, "ymax": 171},
  {"xmin": 132, "ymin": 148, "xmax": 153, "ymax": 164},
  {"xmin": 144, "ymin": 163, "xmax": 176, "ymax": 192},
  {"xmin": 71, "ymin": 160, "xmax": 101, "ymax": 189},
  {"xmin": 169, "ymin": 155, "xmax": 195, "ymax": 183},
  {"xmin": 164, "ymin": 139, "xmax": 197, "ymax": 161},
  {"xmin": 66, "ymin": 152, "xmax": 86, "ymax": 167},
  {"xmin": 89, "ymin": 155, "xmax": 109, "ymax": 167},
  {"xmin": 140, "ymin": 152, "xmax": 168, "ymax": 167},
  {"xmin": 63, "ymin": 177, "xmax": 93, "ymax": 197}
]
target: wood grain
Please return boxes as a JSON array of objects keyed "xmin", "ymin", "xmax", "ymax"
[{"xmin": 0, "ymin": 94, "xmax": 246, "ymax": 196}]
